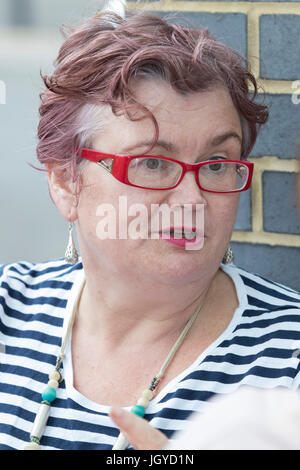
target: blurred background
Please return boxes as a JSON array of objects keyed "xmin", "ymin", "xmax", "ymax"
[
  {"xmin": 0, "ymin": 0, "xmax": 299, "ymax": 290},
  {"xmin": 0, "ymin": 0, "xmax": 102, "ymax": 268}
]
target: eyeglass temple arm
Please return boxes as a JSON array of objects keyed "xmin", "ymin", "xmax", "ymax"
[
  {"xmin": 80, "ymin": 148, "xmax": 114, "ymax": 173},
  {"xmin": 97, "ymin": 160, "xmax": 113, "ymax": 173}
]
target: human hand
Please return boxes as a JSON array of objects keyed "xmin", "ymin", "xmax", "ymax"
[{"xmin": 109, "ymin": 407, "xmax": 168, "ymax": 450}]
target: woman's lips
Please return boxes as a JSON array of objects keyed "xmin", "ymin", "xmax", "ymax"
[{"xmin": 159, "ymin": 230, "xmax": 204, "ymax": 250}]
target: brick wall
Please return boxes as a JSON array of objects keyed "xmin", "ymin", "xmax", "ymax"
[{"xmin": 129, "ymin": 0, "xmax": 300, "ymax": 290}]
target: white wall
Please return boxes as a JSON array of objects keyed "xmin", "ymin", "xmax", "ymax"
[{"xmin": 0, "ymin": 29, "xmax": 67, "ymax": 264}]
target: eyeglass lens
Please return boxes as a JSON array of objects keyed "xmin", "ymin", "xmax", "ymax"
[{"xmin": 127, "ymin": 157, "xmax": 248, "ymax": 191}]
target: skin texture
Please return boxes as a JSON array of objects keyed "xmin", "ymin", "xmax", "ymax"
[{"xmin": 47, "ymin": 80, "xmax": 243, "ymax": 449}]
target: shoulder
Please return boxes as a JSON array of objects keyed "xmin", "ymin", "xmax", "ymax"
[
  {"xmin": 0, "ymin": 258, "xmax": 83, "ymax": 286},
  {"xmin": 222, "ymin": 262, "xmax": 300, "ymax": 312},
  {"xmin": 0, "ymin": 258, "xmax": 83, "ymax": 321}
]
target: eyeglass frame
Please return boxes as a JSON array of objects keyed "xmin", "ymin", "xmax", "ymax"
[{"xmin": 79, "ymin": 147, "xmax": 254, "ymax": 193}]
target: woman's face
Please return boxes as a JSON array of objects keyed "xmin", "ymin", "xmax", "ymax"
[{"xmin": 75, "ymin": 80, "xmax": 243, "ymax": 286}]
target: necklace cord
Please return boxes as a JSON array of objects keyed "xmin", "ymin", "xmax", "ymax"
[
  {"xmin": 23, "ymin": 275, "xmax": 209, "ymax": 450},
  {"xmin": 112, "ymin": 289, "xmax": 209, "ymax": 450},
  {"xmin": 156, "ymin": 296, "xmax": 207, "ymax": 381},
  {"xmin": 57, "ymin": 279, "xmax": 87, "ymax": 369},
  {"xmin": 61, "ymin": 277, "xmax": 208, "ymax": 397}
]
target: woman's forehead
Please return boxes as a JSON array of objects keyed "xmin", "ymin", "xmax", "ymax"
[
  {"xmin": 92, "ymin": 82, "xmax": 242, "ymax": 151},
  {"xmin": 132, "ymin": 79, "xmax": 233, "ymax": 113}
]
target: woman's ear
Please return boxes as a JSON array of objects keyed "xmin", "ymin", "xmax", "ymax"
[{"xmin": 46, "ymin": 165, "xmax": 78, "ymax": 222}]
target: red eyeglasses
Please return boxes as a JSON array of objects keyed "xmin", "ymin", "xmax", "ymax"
[{"xmin": 80, "ymin": 148, "xmax": 254, "ymax": 193}]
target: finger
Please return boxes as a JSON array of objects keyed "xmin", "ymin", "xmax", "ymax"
[{"xmin": 110, "ymin": 407, "xmax": 168, "ymax": 450}]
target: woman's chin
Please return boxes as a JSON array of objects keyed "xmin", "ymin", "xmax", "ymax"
[{"xmin": 143, "ymin": 243, "xmax": 211, "ymax": 285}]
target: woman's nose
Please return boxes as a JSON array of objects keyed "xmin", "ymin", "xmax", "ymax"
[
  {"xmin": 168, "ymin": 169, "xmax": 208, "ymax": 207},
  {"xmin": 164, "ymin": 171, "xmax": 207, "ymax": 232}
]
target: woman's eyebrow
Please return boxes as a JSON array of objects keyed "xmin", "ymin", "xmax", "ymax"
[
  {"xmin": 121, "ymin": 139, "xmax": 175, "ymax": 153},
  {"xmin": 210, "ymin": 131, "xmax": 242, "ymax": 147},
  {"xmin": 121, "ymin": 131, "xmax": 242, "ymax": 154}
]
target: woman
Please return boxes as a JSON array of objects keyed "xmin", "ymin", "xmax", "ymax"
[{"xmin": 0, "ymin": 9, "xmax": 299, "ymax": 451}]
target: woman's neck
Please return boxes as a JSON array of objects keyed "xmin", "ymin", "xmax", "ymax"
[{"xmin": 75, "ymin": 260, "xmax": 221, "ymax": 349}]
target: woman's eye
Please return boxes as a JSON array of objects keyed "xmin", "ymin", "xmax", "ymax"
[
  {"xmin": 208, "ymin": 161, "xmax": 224, "ymax": 171},
  {"xmin": 144, "ymin": 158, "xmax": 161, "ymax": 170},
  {"xmin": 207, "ymin": 156, "xmax": 227, "ymax": 171}
]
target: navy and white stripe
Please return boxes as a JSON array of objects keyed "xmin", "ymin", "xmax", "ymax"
[{"xmin": 0, "ymin": 258, "xmax": 300, "ymax": 449}]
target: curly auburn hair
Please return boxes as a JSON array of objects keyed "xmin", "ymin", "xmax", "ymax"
[{"xmin": 36, "ymin": 10, "xmax": 269, "ymax": 191}]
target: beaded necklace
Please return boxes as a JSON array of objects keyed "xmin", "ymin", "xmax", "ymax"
[{"xmin": 23, "ymin": 278, "xmax": 207, "ymax": 450}]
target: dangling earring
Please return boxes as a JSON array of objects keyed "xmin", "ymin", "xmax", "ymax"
[
  {"xmin": 64, "ymin": 222, "xmax": 79, "ymax": 264},
  {"xmin": 222, "ymin": 245, "xmax": 234, "ymax": 264}
]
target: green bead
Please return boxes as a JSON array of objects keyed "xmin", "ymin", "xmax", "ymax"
[
  {"xmin": 41, "ymin": 387, "xmax": 56, "ymax": 403},
  {"xmin": 131, "ymin": 405, "xmax": 145, "ymax": 417}
]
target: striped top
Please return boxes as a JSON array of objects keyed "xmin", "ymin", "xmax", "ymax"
[{"xmin": 0, "ymin": 258, "xmax": 300, "ymax": 450}]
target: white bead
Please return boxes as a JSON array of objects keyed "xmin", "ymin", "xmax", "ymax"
[
  {"xmin": 137, "ymin": 397, "xmax": 150, "ymax": 408},
  {"xmin": 142, "ymin": 389, "xmax": 153, "ymax": 400},
  {"xmin": 47, "ymin": 379, "xmax": 59, "ymax": 390},
  {"xmin": 49, "ymin": 370, "xmax": 61, "ymax": 382},
  {"xmin": 30, "ymin": 403, "xmax": 50, "ymax": 440},
  {"xmin": 23, "ymin": 441, "xmax": 40, "ymax": 450}
]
